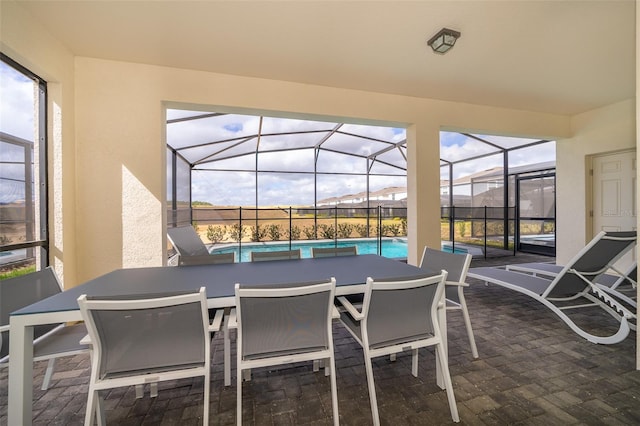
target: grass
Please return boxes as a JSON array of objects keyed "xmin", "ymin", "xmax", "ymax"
[{"xmin": 0, "ymin": 264, "xmax": 36, "ymax": 280}]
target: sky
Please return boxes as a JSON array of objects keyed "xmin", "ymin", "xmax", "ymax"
[{"xmin": 0, "ymin": 60, "xmax": 36, "ymax": 203}]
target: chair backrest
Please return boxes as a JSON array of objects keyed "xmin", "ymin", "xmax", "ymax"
[
  {"xmin": 362, "ymin": 272, "xmax": 447, "ymax": 350},
  {"xmin": 167, "ymin": 226, "xmax": 209, "ymax": 257},
  {"xmin": 78, "ymin": 288, "xmax": 209, "ymax": 379},
  {"xmin": 312, "ymin": 246, "xmax": 358, "ymax": 258},
  {"xmin": 250, "ymin": 249, "xmax": 301, "ymax": 262},
  {"xmin": 179, "ymin": 252, "xmax": 235, "ymax": 266},
  {"xmin": 546, "ymin": 230, "xmax": 637, "ymax": 297},
  {"xmin": 1, "ymin": 267, "xmax": 62, "ymax": 359},
  {"xmin": 419, "ymin": 246, "xmax": 472, "ymax": 303},
  {"xmin": 235, "ymin": 279, "xmax": 335, "ymax": 360}
]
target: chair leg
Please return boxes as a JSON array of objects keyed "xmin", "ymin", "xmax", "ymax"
[
  {"xmin": 150, "ymin": 382, "xmax": 158, "ymax": 398},
  {"xmin": 389, "ymin": 353, "xmax": 397, "ymax": 362},
  {"xmin": 224, "ymin": 319, "xmax": 231, "ymax": 386},
  {"xmin": 364, "ymin": 355, "xmax": 380, "ymax": 426},
  {"xmin": 96, "ymin": 393, "xmax": 106, "ymax": 426},
  {"xmin": 411, "ymin": 348, "xmax": 419, "ymax": 377},
  {"xmin": 236, "ymin": 367, "xmax": 243, "ymax": 426},
  {"xmin": 41, "ymin": 358, "xmax": 56, "ymax": 390},
  {"xmin": 459, "ymin": 295, "xmax": 479, "ymax": 358},
  {"xmin": 84, "ymin": 386, "xmax": 102, "ymax": 426},
  {"xmin": 203, "ymin": 373, "xmax": 210, "ymax": 425},
  {"xmin": 135, "ymin": 384, "xmax": 144, "ymax": 399},
  {"xmin": 435, "ymin": 342, "xmax": 460, "ymax": 423},
  {"xmin": 328, "ymin": 355, "xmax": 339, "ymax": 426}
]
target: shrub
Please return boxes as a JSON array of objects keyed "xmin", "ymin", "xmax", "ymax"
[
  {"xmin": 229, "ymin": 224, "xmax": 247, "ymax": 242},
  {"xmin": 354, "ymin": 223, "xmax": 369, "ymax": 237},
  {"xmin": 250, "ymin": 225, "xmax": 267, "ymax": 242},
  {"xmin": 286, "ymin": 225, "xmax": 301, "ymax": 241},
  {"xmin": 206, "ymin": 225, "xmax": 226, "ymax": 244},
  {"xmin": 267, "ymin": 224, "xmax": 283, "ymax": 241},
  {"xmin": 303, "ymin": 225, "xmax": 318, "ymax": 240},
  {"xmin": 387, "ymin": 223, "xmax": 402, "ymax": 237},
  {"xmin": 337, "ymin": 223, "xmax": 354, "ymax": 239},
  {"xmin": 319, "ymin": 224, "xmax": 336, "ymax": 239}
]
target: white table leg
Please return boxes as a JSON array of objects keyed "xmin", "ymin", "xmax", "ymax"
[{"xmin": 8, "ymin": 316, "xmax": 34, "ymax": 426}]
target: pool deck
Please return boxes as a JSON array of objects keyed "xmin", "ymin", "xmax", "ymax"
[{"xmin": 1, "ymin": 252, "xmax": 638, "ymax": 425}]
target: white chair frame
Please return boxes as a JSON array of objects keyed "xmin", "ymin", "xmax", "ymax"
[
  {"xmin": 78, "ymin": 287, "xmax": 222, "ymax": 425},
  {"xmin": 234, "ymin": 279, "xmax": 339, "ymax": 426},
  {"xmin": 0, "ymin": 267, "xmax": 89, "ymax": 391},
  {"xmin": 420, "ymin": 246, "xmax": 478, "ymax": 358},
  {"xmin": 337, "ymin": 272, "xmax": 460, "ymax": 424}
]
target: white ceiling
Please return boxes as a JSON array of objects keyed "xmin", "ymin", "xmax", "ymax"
[{"xmin": 15, "ymin": 0, "xmax": 636, "ymax": 116}]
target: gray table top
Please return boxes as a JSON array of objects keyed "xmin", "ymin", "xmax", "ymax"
[{"xmin": 13, "ymin": 255, "xmax": 430, "ymax": 316}]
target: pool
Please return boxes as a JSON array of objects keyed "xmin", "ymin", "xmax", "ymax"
[{"xmin": 209, "ymin": 238, "xmax": 474, "ymax": 262}]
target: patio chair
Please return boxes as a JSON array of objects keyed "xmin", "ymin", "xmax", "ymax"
[
  {"xmin": 167, "ymin": 225, "xmax": 211, "ymax": 265},
  {"xmin": 312, "ymin": 245, "xmax": 358, "ymax": 258},
  {"xmin": 0, "ymin": 267, "xmax": 89, "ymax": 391},
  {"xmin": 506, "ymin": 258, "xmax": 637, "ymax": 291},
  {"xmin": 468, "ymin": 230, "xmax": 637, "ymax": 344},
  {"xmin": 420, "ymin": 246, "xmax": 478, "ymax": 358},
  {"xmin": 337, "ymin": 272, "xmax": 460, "ymax": 424},
  {"xmin": 78, "ymin": 287, "xmax": 222, "ymax": 425},
  {"xmin": 234, "ymin": 279, "xmax": 339, "ymax": 426},
  {"xmin": 179, "ymin": 252, "xmax": 235, "ymax": 266},
  {"xmin": 250, "ymin": 248, "xmax": 301, "ymax": 262}
]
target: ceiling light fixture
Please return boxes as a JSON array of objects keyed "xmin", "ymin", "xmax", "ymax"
[{"xmin": 427, "ymin": 28, "xmax": 461, "ymax": 54}]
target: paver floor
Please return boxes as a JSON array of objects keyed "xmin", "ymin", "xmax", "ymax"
[{"xmin": 1, "ymin": 253, "xmax": 638, "ymax": 425}]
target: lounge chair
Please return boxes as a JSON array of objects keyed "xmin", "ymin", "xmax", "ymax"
[
  {"xmin": 468, "ymin": 230, "xmax": 636, "ymax": 344},
  {"xmin": 507, "ymin": 260, "xmax": 636, "ymax": 291},
  {"xmin": 167, "ymin": 225, "xmax": 213, "ymax": 265},
  {"xmin": 507, "ymin": 260, "xmax": 637, "ymax": 308}
]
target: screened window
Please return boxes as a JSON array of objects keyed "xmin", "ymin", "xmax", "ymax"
[{"xmin": 0, "ymin": 54, "xmax": 48, "ymax": 274}]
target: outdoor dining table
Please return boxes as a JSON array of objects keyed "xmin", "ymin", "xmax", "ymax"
[{"xmin": 8, "ymin": 254, "xmax": 448, "ymax": 425}]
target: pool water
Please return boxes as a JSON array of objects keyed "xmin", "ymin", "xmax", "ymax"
[
  {"xmin": 210, "ymin": 239, "xmax": 407, "ymax": 262},
  {"xmin": 210, "ymin": 239, "xmax": 471, "ymax": 263}
]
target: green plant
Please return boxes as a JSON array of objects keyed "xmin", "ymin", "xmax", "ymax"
[
  {"xmin": 250, "ymin": 225, "xmax": 267, "ymax": 242},
  {"xmin": 229, "ymin": 223, "xmax": 247, "ymax": 242},
  {"xmin": 387, "ymin": 223, "xmax": 402, "ymax": 237},
  {"xmin": 267, "ymin": 224, "xmax": 283, "ymax": 241},
  {"xmin": 354, "ymin": 223, "xmax": 369, "ymax": 237},
  {"xmin": 286, "ymin": 225, "xmax": 301, "ymax": 241},
  {"xmin": 319, "ymin": 224, "xmax": 336, "ymax": 239},
  {"xmin": 0, "ymin": 265, "xmax": 36, "ymax": 281},
  {"xmin": 337, "ymin": 223, "xmax": 354, "ymax": 239},
  {"xmin": 400, "ymin": 218, "xmax": 407, "ymax": 236},
  {"xmin": 456, "ymin": 221, "xmax": 466, "ymax": 237},
  {"xmin": 303, "ymin": 225, "xmax": 318, "ymax": 240},
  {"xmin": 206, "ymin": 225, "xmax": 226, "ymax": 244}
]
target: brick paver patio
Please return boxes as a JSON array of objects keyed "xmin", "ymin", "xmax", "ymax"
[{"xmin": 1, "ymin": 253, "xmax": 638, "ymax": 425}]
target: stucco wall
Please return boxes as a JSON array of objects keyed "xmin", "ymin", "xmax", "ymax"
[
  {"xmin": 556, "ymin": 99, "xmax": 636, "ymax": 264},
  {"xmin": 0, "ymin": 0, "xmax": 78, "ymax": 286}
]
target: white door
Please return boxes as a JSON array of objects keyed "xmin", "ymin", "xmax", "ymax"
[{"xmin": 591, "ymin": 149, "xmax": 636, "ymax": 269}]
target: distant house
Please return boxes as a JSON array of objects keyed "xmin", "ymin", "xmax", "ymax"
[{"xmin": 317, "ymin": 186, "xmax": 407, "ymax": 207}]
